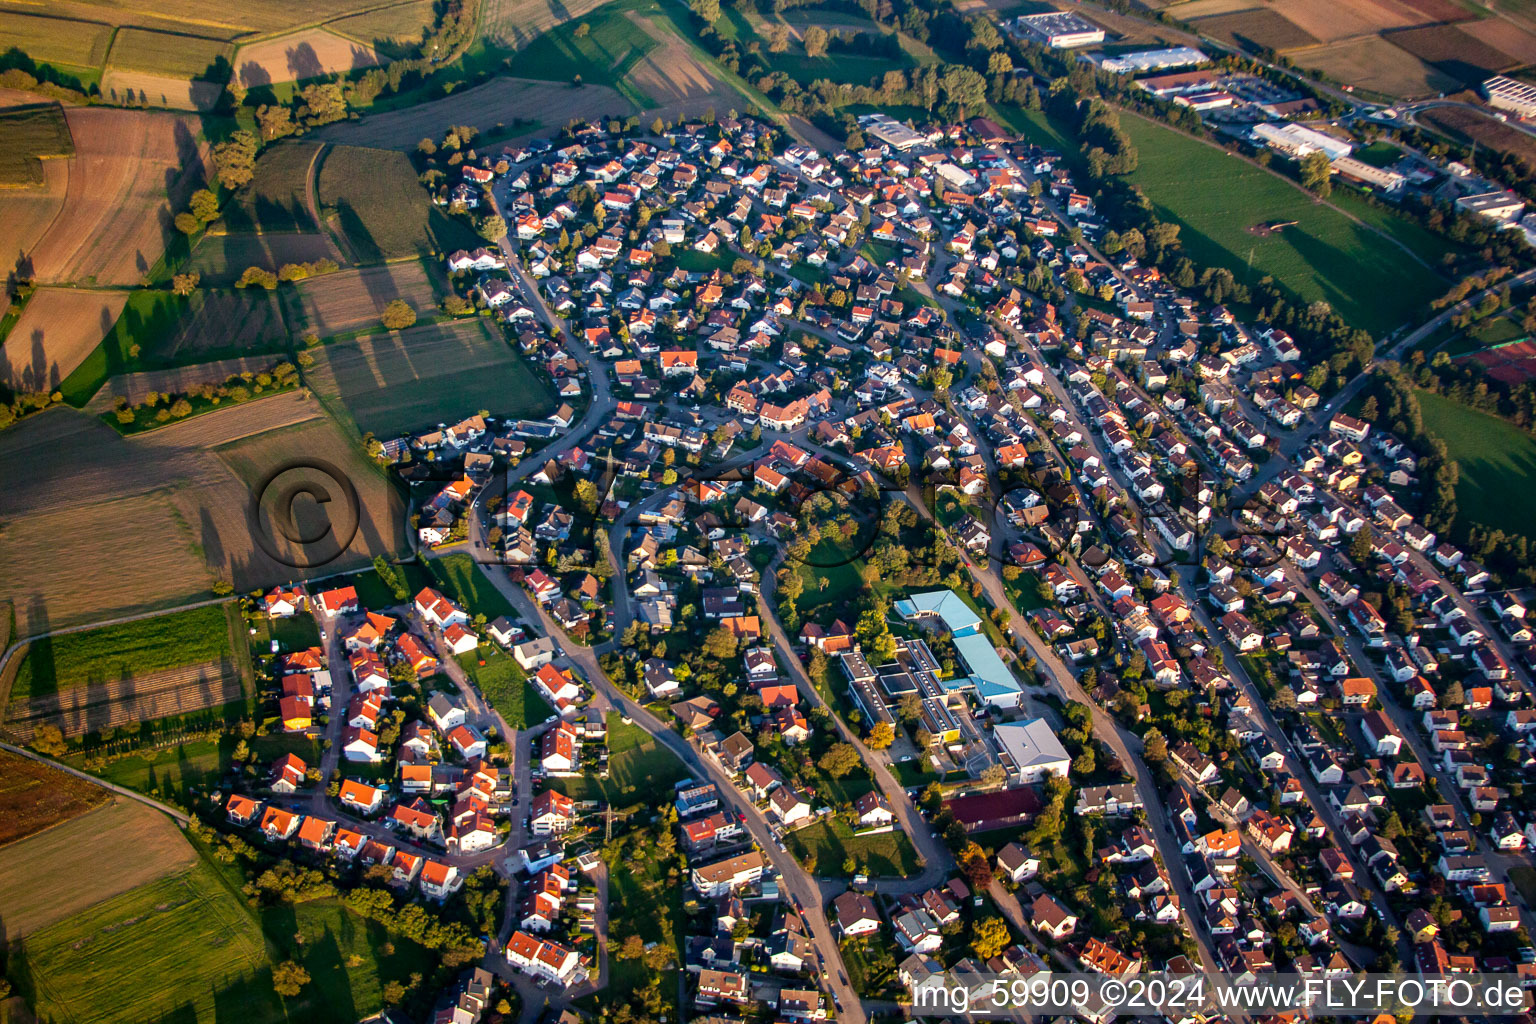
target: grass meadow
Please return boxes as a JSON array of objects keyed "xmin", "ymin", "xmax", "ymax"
[
  {"xmin": 1117, "ymin": 113, "xmax": 1445, "ymax": 336},
  {"xmin": 10, "ymin": 604, "xmax": 235, "ymax": 701},
  {"xmin": 784, "ymin": 817, "xmax": 922, "ymax": 877},
  {"xmin": 1418, "ymin": 388, "xmax": 1536, "ymax": 541}
]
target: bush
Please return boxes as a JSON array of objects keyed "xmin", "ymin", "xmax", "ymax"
[{"xmin": 381, "ymin": 299, "xmax": 417, "ymax": 330}]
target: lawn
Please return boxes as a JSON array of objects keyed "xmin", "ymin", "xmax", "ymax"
[
  {"xmin": 349, "ymin": 560, "xmax": 437, "ymax": 611},
  {"xmin": 604, "ymin": 845, "xmax": 684, "ymax": 1010},
  {"xmin": 1116, "ymin": 113, "xmax": 1445, "ymax": 337},
  {"xmin": 766, "ymin": 50, "xmax": 914, "ymax": 87},
  {"xmin": 82, "ymin": 731, "xmax": 318, "ymax": 801},
  {"xmin": 251, "ymin": 612, "xmax": 322, "ymax": 653},
  {"xmin": 1417, "ymin": 388, "xmax": 1536, "ymax": 541},
  {"xmin": 456, "ymin": 648, "xmax": 553, "ymax": 729},
  {"xmin": 784, "ymin": 817, "xmax": 922, "ymax": 877},
  {"xmin": 11, "ymin": 604, "xmax": 234, "ymax": 701},
  {"xmin": 431, "ymin": 552, "xmax": 519, "ymax": 621},
  {"xmin": 0, "ymin": 102, "xmax": 73, "ymax": 187},
  {"xmin": 554, "ymin": 712, "xmax": 688, "ymax": 804},
  {"xmin": 317, "ymin": 145, "xmax": 483, "ymax": 263}
]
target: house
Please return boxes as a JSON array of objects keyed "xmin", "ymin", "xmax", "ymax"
[
  {"xmin": 270, "ymin": 753, "xmax": 307, "ymax": 793},
  {"xmin": 691, "ymin": 851, "xmax": 766, "ymax": 897},
  {"xmin": 998, "ymin": 842, "xmax": 1040, "ymax": 882},
  {"xmin": 1361, "ymin": 711, "xmax": 1403, "ymax": 756},
  {"xmin": 260, "ymin": 806, "xmax": 302, "ymax": 842},
  {"xmin": 530, "ymin": 788, "xmax": 575, "ymax": 834},
  {"xmin": 338, "ymin": 779, "xmax": 385, "ymax": 815},
  {"xmin": 505, "ymin": 931, "xmax": 583, "ymax": 988},
  {"xmin": 227, "ymin": 794, "xmax": 261, "ymax": 827},
  {"xmin": 1031, "ymin": 893, "xmax": 1077, "ymax": 940},
  {"xmin": 854, "ymin": 791, "xmax": 895, "ymax": 831},
  {"xmin": 420, "ymin": 859, "xmax": 462, "ymax": 900},
  {"xmin": 415, "ymin": 587, "xmax": 469, "ymax": 629},
  {"xmin": 315, "ymin": 586, "xmax": 359, "ymax": 616},
  {"xmin": 833, "ymin": 890, "xmax": 882, "ymax": 938}
]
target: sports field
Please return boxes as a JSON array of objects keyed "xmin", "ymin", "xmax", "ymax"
[
  {"xmin": 1417, "ymin": 389, "xmax": 1536, "ymax": 541},
  {"xmin": 1118, "ymin": 113, "xmax": 1445, "ymax": 335}
]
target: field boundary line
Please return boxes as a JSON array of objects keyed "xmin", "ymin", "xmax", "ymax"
[{"xmin": 0, "ymin": 741, "xmax": 190, "ymax": 824}]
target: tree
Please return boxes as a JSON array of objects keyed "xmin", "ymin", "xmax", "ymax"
[
  {"xmin": 803, "ymin": 25, "xmax": 828, "ymax": 56},
  {"xmin": 381, "ymin": 300, "xmax": 417, "ymax": 330},
  {"xmin": 866, "ymin": 721, "xmax": 895, "ymax": 749},
  {"xmin": 478, "ymin": 214, "xmax": 507, "ymax": 241},
  {"xmin": 32, "ymin": 723, "xmax": 66, "ymax": 757},
  {"xmin": 1142, "ymin": 727, "xmax": 1167, "ymax": 763},
  {"xmin": 818, "ymin": 742, "xmax": 861, "ymax": 778},
  {"xmin": 212, "ymin": 130, "xmax": 259, "ymax": 190},
  {"xmin": 272, "ymin": 961, "xmax": 311, "ymax": 998},
  {"xmin": 172, "ymin": 272, "xmax": 201, "ymax": 296},
  {"xmin": 979, "ymin": 763, "xmax": 1007, "ymax": 788},
  {"xmin": 190, "ymin": 188, "xmax": 220, "ymax": 224},
  {"xmin": 175, "ymin": 211, "xmax": 201, "ymax": 235},
  {"xmin": 1299, "ymin": 151, "xmax": 1333, "ymax": 197},
  {"xmin": 972, "ymin": 916, "xmax": 1011, "ymax": 960},
  {"xmin": 767, "ymin": 23, "xmax": 790, "ymax": 52},
  {"xmin": 690, "ymin": 0, "xmax": 722, "ymax": 22},
  {"xmin": 619, "ymin": 934, "xmax": 646, "ymax": 959},
  {"xmin": 574, "ymin": 21, "xmax": 591, "ymax": 37}
]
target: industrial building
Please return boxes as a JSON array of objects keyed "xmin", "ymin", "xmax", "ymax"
[
  {"xmin": 1094, "ymin": 46, "xmax": 1207, "ymax": 75},
  {"xmin": 1484, "ymin": 75, "xmax": 1536, "ymax": 119},
  {"xmin": 1330, "ymin": 156, "xmax": 1405, "ymax": 194},
  {"xmin": 1250, "ymin": 122, "xmax": 1352, "ymax": 162},
  {"xmin": 857, "ymin": 112, "xmax": 927, "ymax": 151},
  {"xmin": 1006, "ymin": 11, "xmax": 1105, "ymax": 48},
  {"xmin": 1456, "ymin": 189, "xmax": 1526, "ymax": 225},
  {"xmin": 992, "ymin": 718, "xmax": 1072, "ymax": 783}
]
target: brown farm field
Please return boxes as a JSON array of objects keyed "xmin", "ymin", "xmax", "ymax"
[
  {"xmin": 99, "ymin": 72, "xmax": 226, "ymax": 112},
  {"xmin": 0, "ymin": 288, "xmax": 126, "ymax": 395},
  {"xmin": 1385, "ymin": 23, "xmax": 1523, "ymax": 83},
  {"xmin": 4, "ymin": 659, "xmax": 244, "ymax": 739},
  {"xmin": 1460, "ymin": 16, "xmax": 1536, "ymax": 63},
  {"xmin": 625, "ymin": 12, "xmax": 743, "ymax": 115},
  {"xmin": 233, "ymin": 28, "xmax": 381, "ymax": 89},
  {"xmin": 1190, "ymin": 8, "xmax": 1321, "ymax": 51},
  {"xmin": 316, "ymin": 145, "xmax": 485, "ymax": 261},
  {"xmin": 218, "ymin": 139, "xmax": 326, "ymax": 234},
  {"xmin": 105, "ymin": 27, "xmax": 231, "ymax": 79},
  {"xmin": 1270, "ymin": 0, "xmax": 1430, "ymax": 43},
  {"xmin": 0, "ymin": 799, "xmax": 195, "ymax": 938},
  {"xmin": 0, "ymin": 750, "xmax": 109, "ymax": 847},
  {"xmin": 0, "ymin": 395, "xmax": 406, "ymax": 634},
  {"xmin": 0, "ymin": 0, "xmax": 431, "ymax": 42},
  {"xmin": 0, "ymin": 103, "xmax": 74, "ymax": 188},
  {"xmin": 1290, "ymin": 35, "xmax": 1460, "ymax": 97},
  {"xmin": 315, "ymin": 76, "xmax": 634, "ymax": 149},
  {"xmin": 285, "ymin": 261, "xmax": 445, "ymax": 336},
  {"xmin": 1421, "ymin": 103, "xmax": 1536, "ymax": 165},
  {"xmin": 311, "ymin": 318, "xmax": 555, "ymax": 435},
  {"xmin": 23, "ymin": 106, "xmax": 209, "ymax": 286},
  {"xmin": 479, "ymin": 0, "xmax": 617, "ymax": 48}
]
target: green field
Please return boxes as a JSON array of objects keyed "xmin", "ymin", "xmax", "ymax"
[
  {"xmin": 81, "ymin": 731, "xmax": 318, "ymax": 799},
  {"xmin": 554, "ymin": 712, "xmax": 687, "ymax": 803},
  {"xmin": 12, "ymin": 854, "xmax": 437, "ymax": 1024},
  {"xmin": 457, "ymin": 649, "xmax": 552, "ymax": 729},
  {"xmin": 219, "ymin": 142, "xmax": 324, "ymax": 234},
  {"xmin": 1117, "ymin": 113, "xmax": 1445, "ymax": 336},
  {"xmin": 0, "ymin": 12, "xmax": 115, "ymax": 70},
  {"xmin": 11, "ymin": 604, "xmax": 234, "ymax": 701},
  {"xmin": 1418, "ymin": 388, "xmax": 1536, "ymax": 541},
  {"xmin": 317, "ymin": 145, "xmax": 483, "ymax": 262},
  {"xmin": 106, "ymin": 27, "xmax": 232, "ymax": 79},
  {"xmin": 768, "ymin": 50, "xmax": 916, "ymax": 87},
  {"xmin": 431, "ymin": 552, "xmax": 519, "ymax": 621},
  {"xmin": 0, "ymin": 103, "xmax": 74, "ymax": 187},
  {"xmin": 784, "ymin": 817, "xmax": 922, "ymax": 877},
  {"xmin": 315, "ymin": 319, "xmax": 554, "ymax": 437},
  {"xmin": 516, "ymin": 3, "xmax": 658, "ymax": 105},
  {"xmin": 348, "ymin": 560, "xmax": 437, "ymax": 610},
  {"xmin": 252, "ymin": 611, "xmax": 323, "ymax": 652}
]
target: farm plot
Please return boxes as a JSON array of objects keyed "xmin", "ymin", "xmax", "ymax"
[
  {"xmin": 314, "ymin": 76, "xmax": 634, "ymax": 150},
  {"xmin": 219, "ymin": 141, "xmax": 325, "ymax": 234},
  {"xmin": 99, "ymin": 71, "xmax": 226, "ymax": 111},
  {"xmin": 1459, "ymin": 16, "xmax": 1536, "ymax": 64},
  {"xmin": 516, "ymin": 6, "xmax": 658, "ymax": 99},
  {"xmin": 233, "ymin": 28, "xmax": 380, "ymax": 89},
  {"xmin": 14, "ymin": 856, "xmax": 270, "ymax": 1024},
  {"xmin": 6, "ymin": 602, "xmax": 234, "ymax": 703},
  {"xmin": 317, "ymin": 145, "xmax": 483, "ymax": 262},
  {"xmin": 1418, "ymin": 388, "xmax": 1536, "ymax": 541},
  {"xmin": 0, "ymin": 12, "xmax": 115, "ymax": 70},
  {"xmin": 145, "ymin": 288, "xmax": 291, "ymax": 362},
  {"xmin": 624, "ymin": 13, "xmax": 739, "ymax": 112},
  {"xmin": 0, "ymin": 103, "xmax": 74, "ymax": 188},
  {"xmin": 1118, "ymin": 112, "xmax": 1445, "ymax": 335},
  {"xmin": 0, "ymin": 799, "xmax": 197, "ymax": 939},
  {"xmin": 26, "ymin": 106, "xmax": 209, "ymax": 286},
  {"xmin": 0, "ymin": 397, "xmax": 405, "ymax": 635},
  {"xmin": 0, "ymin": 287, "xmax": 126, "ymax": 394},
  {"xmin": 0, "ymin": 0, "xmax": 433, "ymax": 40},
  {"xmin": 287, "ymin": 261, "xmax": 444, "ymax": 337},
  {"xmin": 478, "ymin": 0, "xmax": 618, "ymax": 48},
  {"xmin": 311, "ymin": 318, "xmax": 554, "ymax": 436},
  {"xmin": 1189, "ymin": 8, "xmax": 1320, "ymax": 52},
  {"xmin": 96, "ymin": 357, "xmax": 311, "ymax": 411},
  {"xmin": 1385, "ymin": 23, "xmax": 1522, "ymax": 84},
  {"xmin": 0, "ymin": 749, "xmax": 109, "ymax": 847},
  {"xmin": 0, "ymin": 159, "xmax": 67, "ymax": 301},
  {"xmin": 1266, "ymin": 0, "xmax": 1429, "ymax": 43},
  {"xmin": 191, "ymin": 232, "xmax": 342, "ymax": 283},
  {"xmin": 1420, "ymin": 103, "xmax": 1536, "ymax": 166},
  {"xmin": 4, "ymin": 659, "xmax": 244, "ymax": 739},
  {"xmin": 105, "ymin": 27, "xmax": 231, "ymax": 79},
  {"xmin": 327, "ymin": 0, "xmax": 438, "ymax": 53},
  {"xmin": 1288, "ymin": 36, "xmax": 1459, "ymax": 97}
]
